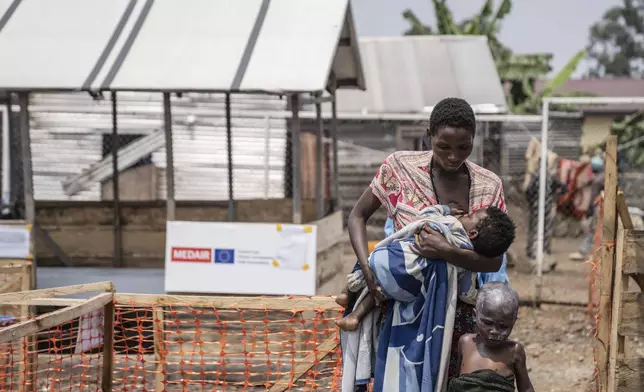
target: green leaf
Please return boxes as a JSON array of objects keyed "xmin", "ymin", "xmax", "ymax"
[
  {"xmin": 488, "ymin": 0, "xmax": 512, "ymax": 35},
  {"xmin": 402, "ymin": 9, "xmax": 433, "ymax": 35},
  {"xmin": 540, "ymin": 49, "xmax": 586, "ymax": 98}
]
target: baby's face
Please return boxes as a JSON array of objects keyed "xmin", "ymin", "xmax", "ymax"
[{"xmin": 458, "ymin": 209, "xmax": 488, "ymax": 234}]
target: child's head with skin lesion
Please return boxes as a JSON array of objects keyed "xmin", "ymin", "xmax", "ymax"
[
  {"xmin": 457, "ymin": 206, "xmax": 516, "ymax": 258},
  {"xmin": 474, "ymin": 282, "xmax": 520, "ymax": 346}
]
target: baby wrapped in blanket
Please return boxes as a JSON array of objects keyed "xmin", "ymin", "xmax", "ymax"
[{"xmin": 335, "ymin": 204, "xmax": 515, "ymax": 331}]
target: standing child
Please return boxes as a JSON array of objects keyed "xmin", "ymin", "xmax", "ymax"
[{"xmin": 449, "ymin": 282, "xmax": 535, "ymax": 392}]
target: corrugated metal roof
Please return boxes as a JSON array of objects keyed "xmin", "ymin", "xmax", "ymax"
[
  {"xmin": 0, "ymin": 0, "xmax": 364, "ymax": 93},
  {"xmin": 333, "ymin": 36, "xmax": 507, "ymax": 114},
  {"xmin": 534, "ymin": 78, "xmax": 644, "ymax": 114}
]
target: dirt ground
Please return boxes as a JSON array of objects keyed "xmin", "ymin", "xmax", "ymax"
[{"xmin": 330, "ymin": 217, "xmax": 600, "ymax": 392}]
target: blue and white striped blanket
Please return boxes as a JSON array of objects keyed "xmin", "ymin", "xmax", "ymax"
[{"xmin": 341, "ymin": 205, "xmax": 472, "ymax": 392}]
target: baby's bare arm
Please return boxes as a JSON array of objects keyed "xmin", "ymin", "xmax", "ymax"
[{"xmin": 513, "ymin": 343, "xmax": 535, "ymax": 392}]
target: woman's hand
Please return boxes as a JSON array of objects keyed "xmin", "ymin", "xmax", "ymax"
[
  {"xmin": 412, "ymin": 225, "xmax": 453, "ymax": 259},
  {"xmin": 365, "ymin": 272, "xmax": 388, "ymax": 303}
]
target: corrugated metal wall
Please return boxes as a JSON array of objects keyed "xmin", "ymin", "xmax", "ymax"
[{"xmin": 28, "ymin": 92, "xmax": 288, "ymax": 201}]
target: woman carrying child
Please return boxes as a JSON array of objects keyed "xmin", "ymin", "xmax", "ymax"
[{"xmin": 346, "ymin": 98, "xmax": 510, "ymax": 389}]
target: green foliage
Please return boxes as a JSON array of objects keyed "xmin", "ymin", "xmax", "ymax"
[
  {"xmin": 512, "ymin": 49, "xmax": 588, "ymax": 114},
  {"xmin": 613, "ymin": 111, "xmax": 644, "ymax": 166},
  {"xmin": 585, "ymin": 1, "xmax": 644, "ymax": 166},
  {"xmin": 586, "ymin": 0, "xmax": 644, "ymax": 78}
]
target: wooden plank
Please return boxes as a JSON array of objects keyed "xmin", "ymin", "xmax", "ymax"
[
  {"xmin": 0, "ymin": 292, "xmax": 113, "ymax": 344},
  {"xmin": 0, "ymin": 266, "xmax": 27, "ymax": 274},
  {"xmin": 32, "ymin": 223, "xmax": 74, "ymax": 267},
  {"xmin": 153, "ymin": 307, "xmax": 166, "ymax": 392},
  {"xmin": 0, "ymin": 259, "xmax": 31, "ymax": 268},
  {"xmin": 268, "ymin": 336, "xmax": 340, "ymax": 392},
  {"xmin": 598, "ymin": 135, "xmax": 619, "ymax": 392},
  {"xmin": 608, "ymin": 227, "xmax": 627, "ymax": 392},
  {"xmin": 0, "ymin": 298, "xmax": 86, "ymax": 306},
  {"xmin": 0, "ymin": 280, "xmax": 21, "ymax": 295},
  {"xmin": 617, "ymin": 191, "xmax": 634, "ymax": 230},
  {"xmin": 102, "ymin": 300, "xmax": 115, "ymax": 392},
  {"xmin": 0, "ymin": 281, "xmax": 114, "ymax": 303},
  {"xmin": 314, "ymin": 210, "xmax": 343, "ymax": 253},
  {"xmin": 615, "ymin": 357, "xmax": 644, "ymax": 392},
  {"xmin": 115, "ymin": 293, "xmax": 340, "ymax": 311},
  {"xmin": 18, "ymin": 263, "xmax": 30, "ymax": 391},
  {"xmin": 618, "ymin": 292, "xmax": 644, "ymax": 336},
  {"xmin": 623, "ymin": 230, "xmax": 644, "ymax": 274}
]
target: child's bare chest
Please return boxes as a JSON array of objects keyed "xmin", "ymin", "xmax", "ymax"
[{"xmin": 461, "ymin": 346, "xmax": 515, "ymax": 377}]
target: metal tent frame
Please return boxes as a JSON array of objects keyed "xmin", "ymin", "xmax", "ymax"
[{"xmin": 0, "ymin": 0, "xmax": 365, "ymax": 287}]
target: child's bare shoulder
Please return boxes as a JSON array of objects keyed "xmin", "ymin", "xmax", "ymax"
[
  {"xmin": 458, "ymin": 333, "xmax": 477, "ymax": 348},
  {"xmin": 511, "ymin": 341, "xmax": 527, "ymax": 357},
  {"xmin": 505, "ymin": 340, "xmax": 527, "ymax": 362}
]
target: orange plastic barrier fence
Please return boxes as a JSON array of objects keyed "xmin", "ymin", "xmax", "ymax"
[
  {"xmin": 112, "ymin": 295, "xmax": 343, "ymax": 391},
  {"xmin": 0, "ymin": 298, "xmax": 110, "ymax": 391},
  {"xmin": 0, "ymin": 293, "xmax": 346, "ymax": 391}
]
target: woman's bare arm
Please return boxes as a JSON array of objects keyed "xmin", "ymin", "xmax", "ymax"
[
  {"xmin": 414, "ymin": 227, "xmax": 502, "ymax": 272},
  {"xmin": 443, "ymin": 247, "xmax": 503, "ymax": 273},
  {"xmin": 348, "ymin": 187, "xmax": 385, "ymax": 298}
]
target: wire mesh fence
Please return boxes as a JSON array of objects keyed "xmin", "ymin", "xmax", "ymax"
[
  {"xmin": 0, "ymin": 289, "xmax": 345, "ymax": 392},
  {"xmin": 111, "ymin": 296, "xmax": 343, "ymax": 391},
  {"xmin": 2, "ymin": 91, "xmax": 339, "ymax": 266},
  {"xmin": 0, "ymin": 294, "xmax": 111, "ymax": 392},
  {"xmin": 3, "ymin": 91, "xmax": 338, "ymax": 212},
  {"xmin": 18, "ymin": 92, "xmax": 293, "ymax": 203}
]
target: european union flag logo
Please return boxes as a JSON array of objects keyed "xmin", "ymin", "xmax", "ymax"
[{"xmin": 214, "ymin": 249, "xmax": 235, "ymax": 264}]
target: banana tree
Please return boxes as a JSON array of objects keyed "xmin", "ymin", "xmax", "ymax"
[
  {"xmin": 613, "ymin": 111, "xmax": 644, "ymax": 166},
  {"xmin": 401, "ymin": 0, "xmax": 553, "ymax": 109},
  {"xmin": 511, "ymin": 49, "xmax": 589, "ymax": 113}
]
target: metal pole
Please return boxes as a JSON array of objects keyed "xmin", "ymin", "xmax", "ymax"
[
  {"xmin": 2, "ymin": 98, "xmax": 11, "ymax": 208},
  {"xmin": 226, "ymin": 93, "xmax": 235, "ymax": 221},
  {"xmin": 330, "ymin": 80, "xmax": 340, "ymax": 212},
  {"xmin": 18, "ymin": 92, "xmax": 36, "ymax": 288},
  {"xmin": 111, "ymin": 92, "xmax": 122, "ymax": 268},
  {"xmin": 263, "ymin": 116, "xmax": 271, "ymax": 199},
  {"xmin": 315, "ymin": 93, "xmax": 324, "ymax": 219},
  {"xmin": 290, "ymin": 94, "xmax": 302, "ymax": 224},
  {"xmin": 163, "ymin": 93, "xmax": 176, "ymax": 220},
  {"xmin": 535, "ymin": 101, "xmax": 549, "ymax": 306}
]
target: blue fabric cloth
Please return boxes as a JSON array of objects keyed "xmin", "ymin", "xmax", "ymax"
[
  {"xmin": 369, "ymin": 208, "xmax": 474, "ymax": 392},
  {"xmin": 384, "ymin": 218, "xmax": 395, "ymax": 237},
  {"xmin": 384, "ymin": 215, "xmax": 509, "ymax": 287},
  {"xmin": 478, "ymin": 254, "xmax": 509, "ymax": 286}
]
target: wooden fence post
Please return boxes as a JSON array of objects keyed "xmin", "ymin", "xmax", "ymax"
[
  {"xmin": 18, "ymin": 263, "xmax": 37, "ymax": 392},
  {"xmin": 102, "ymin": 300, "xmax": 115, "ymax": 392},
  {"xmin": 597, "ymin": 135, "xmax": 618, "ymax": 392},
  {"xmin": 154, "ymin": 307, "xmax": 166, "ymax": 391}
]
